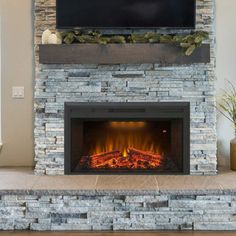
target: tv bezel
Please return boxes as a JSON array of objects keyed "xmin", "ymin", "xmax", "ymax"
[{"xmin": 56, "ymin": 0, "xmax": 196, "ymax": 30}]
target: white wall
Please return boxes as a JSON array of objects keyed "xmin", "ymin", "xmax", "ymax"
[
  {"xmin": 0, "ymin": 0, "xmax": 34, "ymax": 166},
  {"xmin": 216, "ymin": 0, "xmax": 236, "ymax": 167},
  {"xmin": 0, "ymin": 15, "xmax": 2, "ymax": 146}
]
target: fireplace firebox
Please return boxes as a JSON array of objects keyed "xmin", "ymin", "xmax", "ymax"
[{"xmin": 65, "ymin": 102, "xmax": 190, "ymax": 175}]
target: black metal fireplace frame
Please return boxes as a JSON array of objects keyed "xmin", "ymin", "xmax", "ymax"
[{"xmin": 65, "ymin": 102, "xmax": 190, "ymax": 175}]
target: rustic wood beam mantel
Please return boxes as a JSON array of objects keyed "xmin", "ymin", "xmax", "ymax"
[{"xmin": 39, "ymin": 44, "xmax": 210, "ymax": 65}]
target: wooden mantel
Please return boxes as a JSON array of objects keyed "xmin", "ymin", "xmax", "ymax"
[{"xmin": 39, "ymin": 43, "xmax": 210, "ymax": 65}]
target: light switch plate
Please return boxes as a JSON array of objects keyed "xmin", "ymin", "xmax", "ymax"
[{"xmin": 12, "ymin": 87, "xmax": 25, "ymax": 99}]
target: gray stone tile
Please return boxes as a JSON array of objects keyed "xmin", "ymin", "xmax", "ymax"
[
  {"xmin": 0, "ymin": 168, "xmax": 235, "ymax": 195},
  {"xmin": 96, "ymin": 175, "xmax": 159, "ymax": 192},
  {"xmin": 215, "ymin": 170, "xmax": 236, "ymax": 190},
  {"xmin": 156, "ymin": 175, "xmax": 221, "ymax": 194},
  {"xmin": 32, "ymin": 175, "xmax": 98, "ymax": 191},
  {"xmin": 0, "ymin": 168, "xmax": 39, "ymax": 190}
]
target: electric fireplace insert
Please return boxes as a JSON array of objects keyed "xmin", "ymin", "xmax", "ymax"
[{"xmin": 65, "ymin": 102, "xmax": 190, "ymax": 175}]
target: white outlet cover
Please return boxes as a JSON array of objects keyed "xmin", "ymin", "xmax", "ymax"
[{"xmin": 12, "ymin": 87, "xmax": 25, "ymax": 99}]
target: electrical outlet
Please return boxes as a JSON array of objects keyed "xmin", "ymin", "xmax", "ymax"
[{"xmin": 12, "ymin": 87, "xmax": 25, "ymax": 99}]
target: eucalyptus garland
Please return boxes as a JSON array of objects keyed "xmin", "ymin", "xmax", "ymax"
[{"xmin": 60, "ymin": 30, "xmax": 209, "ymax": 56}]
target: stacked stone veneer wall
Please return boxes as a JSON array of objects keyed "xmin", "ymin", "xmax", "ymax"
[
  {"xmin": 1, "ymin": 193, "xmax": 236, "ymax": 231},
  {"xmin": 34, "ymin": 0, "xmax": 217, "ymax": 175}
]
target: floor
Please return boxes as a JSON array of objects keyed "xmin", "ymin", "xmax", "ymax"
[
  {"xmin": 0, "ymin": 232, "xmax": 236, "ymax": 236},
  {"xmin": 0, "ymin": 167, "xmax": 235, "ymax": 193}
]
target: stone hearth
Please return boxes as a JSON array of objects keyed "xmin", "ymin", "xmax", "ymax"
[
  {"xmin": 0, "ymin": 168, "xmax": 236, "ymax": 231},
  {"xmin": 34, "ymin": 0, "xmax": 216, "ymax": 175}
]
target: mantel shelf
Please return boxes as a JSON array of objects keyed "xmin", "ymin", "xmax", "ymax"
[{"xmin": 39, "ymin": 43, "xmax": 210, "ymax": 65}]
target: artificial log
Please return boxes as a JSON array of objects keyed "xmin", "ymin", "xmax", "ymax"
[
  {"xmin": 128, "ymin": 147, "xmax": 162, "ymax": 159},
  {"xmin": 90, "ymin": 150, "xmax": 122, "ymax": 168},
  {"xmin": 86, "ymin": 147, "xmax": 163, "ymax": 169},
  {"xmin": 128, "ymin": 147, "xmax": 163, "ymax": 163}
]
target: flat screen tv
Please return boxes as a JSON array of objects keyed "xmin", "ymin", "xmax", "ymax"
[{"xmin": 56, "ymin": 0, "xmax": 196, "ymax": 29}]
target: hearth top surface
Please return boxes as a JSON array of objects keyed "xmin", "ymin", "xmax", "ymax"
[{"xmin": 0, "ymin": 167, "xmax": 235, "ymax": 195}]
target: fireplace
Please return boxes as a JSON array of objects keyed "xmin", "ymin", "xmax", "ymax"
[{"xmin": 65, "ymin": 102, "xmax": 190, "ymax": 175}]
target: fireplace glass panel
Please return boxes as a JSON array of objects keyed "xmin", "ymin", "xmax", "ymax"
[{"xmin": 71, "ymin": 119, "xmax": 183, "ymax": 173}]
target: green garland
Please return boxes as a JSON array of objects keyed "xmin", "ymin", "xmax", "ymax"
[{"xmin": 60, "ymin": 30, "xmax": 209, "ymax": 56}]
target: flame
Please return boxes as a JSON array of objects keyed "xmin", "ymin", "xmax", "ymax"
[{"xmin": 90, "ymin": 122, "xmax": 160, "ymax": 157}]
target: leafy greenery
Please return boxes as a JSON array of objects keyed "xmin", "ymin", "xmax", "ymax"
[
  {"xmin": 60, "ymin": 30, "xmax": 209, "ymax": 56},
  {"xmin": 218, "ymin": 81, "xmax": 236, "ymax": 133}
]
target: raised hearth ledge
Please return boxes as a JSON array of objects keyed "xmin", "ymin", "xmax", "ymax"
[
  {"xmin": 39, "ymin": 43, "xmax": 210, "ymax": 65},
  {"xmin": 1, "ymin": 168, "xmax": 236, "ymax": 231},
  {"xmin": 0, "ymin": 167, "xmax": 235, "ymax": 195}
]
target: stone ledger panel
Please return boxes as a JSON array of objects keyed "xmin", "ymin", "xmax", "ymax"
[
  {"xmin": 0, "ymin": 194, "xmax": 235, "ymax": 231},
  {"xmin": 34, "ymin": 0, "xmax": 217, "ymax": 175}
]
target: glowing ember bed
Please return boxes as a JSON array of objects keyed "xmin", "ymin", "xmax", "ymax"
[{"xmin": 64, "ymin": 103, "xmax": 190, "ymax": 175}]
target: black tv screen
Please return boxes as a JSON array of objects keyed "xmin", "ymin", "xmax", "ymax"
[{"xmin": 56, "ymin": 0, "xmax": 196, "ymax": 29}]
